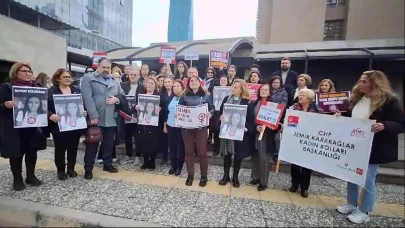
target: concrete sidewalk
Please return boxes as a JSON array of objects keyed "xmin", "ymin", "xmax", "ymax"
[{"xmin": 0, "ymin": 149, "xmax": 404, "ymax": 227}]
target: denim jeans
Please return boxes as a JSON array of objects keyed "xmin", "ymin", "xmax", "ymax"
[{"xmin": 347, "ymin": 164, "xmax": 379, "ymax": 213}]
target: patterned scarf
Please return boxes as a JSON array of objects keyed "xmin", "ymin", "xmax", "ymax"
[{"xmin": 219, "ymin": 95, "xmax": 241, "ymax": 156}]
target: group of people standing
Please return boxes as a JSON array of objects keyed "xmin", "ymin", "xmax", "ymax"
[{"xmin": 0, "ymin": 57, "xmax": 403, "ymax": 225}]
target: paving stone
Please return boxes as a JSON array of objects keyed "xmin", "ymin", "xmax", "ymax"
[
  {"xmin": 77, "ymin": 178, "xmax": 120, "ymax": 193},
  {"xmin": 261, "ymin": 201, "xmax": 300, "ymax": 222},
  {"xmin": 48, "ymin": 190, "xmax": 97, "ymax": 210},
  {"xmin": 228, "ymin": 197, "xmax": 264, "ymax": 219},
  {"xmin": 330, "ymin": 209, "xmax": 405, "ymax": 227},
  {"xmin": 164, "ymin": 188, "xmax": 201, "ymax": 205},
  {"xmin": 295, "ymin": 206, "xmax": 340, "ymax": 227}
]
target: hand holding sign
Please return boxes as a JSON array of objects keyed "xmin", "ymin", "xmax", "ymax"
[{"xmin": 4, "ymin": 101, "xmax": 14, "ymax": 108}]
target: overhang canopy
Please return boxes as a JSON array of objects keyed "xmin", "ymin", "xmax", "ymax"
[{"xmin": 255, "ymin": 38, "xmax": 405, "ymax": 61}]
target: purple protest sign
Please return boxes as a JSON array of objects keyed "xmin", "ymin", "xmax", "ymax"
[{"xmin": 316, "ymin": 91, "xmax": 351, "ymax": 113}]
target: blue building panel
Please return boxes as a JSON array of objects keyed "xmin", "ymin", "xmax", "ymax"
[{"xmin": 168, "ymin": 0, "xmax": 194, "ymax": 42}]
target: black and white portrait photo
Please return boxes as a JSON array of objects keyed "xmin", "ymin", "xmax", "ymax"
[
  {"xmin": 213, "ymin": 86, "xmax": 231, "ymax": 111},
  {"xmin": 53, "ymin": 94, "xmax": 87, "ymax": 132},
  {"xmin": 125, "ymin": 95, "xmax": 138, "ymax": 124},
  {"xmin": 137, "ymin": 94, "xmax": 160, "ymax": 126},
  {"xmin": 12, "ymin": 86, "xmax": 48, "ymax": 128},
  {"xmin": 219, "ymin": 104, "xmax": 248, "ymax": 141}
]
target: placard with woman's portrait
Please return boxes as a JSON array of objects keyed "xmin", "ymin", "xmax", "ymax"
[{"xmin": 53, "ymin": 94, "xmax": 87, "ymax": 132}]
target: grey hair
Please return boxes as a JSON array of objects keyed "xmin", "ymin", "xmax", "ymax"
[{"xmin": 299, "ymin": 88, "xmax": 316, "ymax": 101}]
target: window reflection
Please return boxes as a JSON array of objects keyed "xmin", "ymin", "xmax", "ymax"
[{"xmin": 12, "ymin": 0, "xmax": 131, "ymax": 51}]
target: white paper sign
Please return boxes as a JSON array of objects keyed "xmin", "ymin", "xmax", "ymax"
[
  {"xmin": 176, "ymin": 104, "xmax": 209, "ymax": 129},
  {"xmin": 185, "ymin": 50, "xmax": 199, "ymax": 61},
  {"xmin": 278, "ymin": 109, "xmax": 375, "ymax": 186}
]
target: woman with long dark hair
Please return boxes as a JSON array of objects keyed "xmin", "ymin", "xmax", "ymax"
[
  {"xmin": 158, "ymin": 76, "xmax": 173, "ymax": 165},
  {"xmin": 0, "ymin": 62, "xmax": 45, "ymax": 191},
  {"xmin": 179, "ymin": 76, "xmax": 214, "ymax": 187},
  {"xmin": 15, "ymin": 94, "xmax": 47, "ymax": 127},
  {"xmin": 174, "ymin": 61, "xmax": 189, "ymax": 80},
  {"xmin": 248, "ymin": 84, "xmax": 279, "ymax": 191},
  {"xmin": 48, "ymin": 68, "xmax": 86, "ymax": 180}
]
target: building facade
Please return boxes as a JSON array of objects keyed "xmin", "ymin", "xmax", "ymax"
[
  {"xmin": 256, "ymin": 0, "xmax": 405, "ymax": 44},
  {"xmin": 168, "ymin": 0, "xmax": 194, "ymax": 42},
  {"xmin": 0, "ymin": 0, "xmax": 133, "ymax": 51}
]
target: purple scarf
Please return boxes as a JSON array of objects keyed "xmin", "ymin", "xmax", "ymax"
[{"xmin": 12, "ymin": 79, "xmax": 34, "ymax": 87}]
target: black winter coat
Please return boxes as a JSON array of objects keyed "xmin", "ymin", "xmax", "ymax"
[
  {"xmin": 0, "ymin": 83, "xmax": 48, "ymax": 158},
  {"xmin": 219, "ymin": 96, "xmax": 253, "ymax": 159},
  {"xmin": 345, "ymin": 97, "xmax": 404, "ymax": 164}
]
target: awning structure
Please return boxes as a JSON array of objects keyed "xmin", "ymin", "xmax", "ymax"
[
  {"xmin": 108, "ymin": 37, "xmax": 256, "ymax": 64},
  {"xmin": 255, "ymin": 38, "xmax": 405, "ymax": 72}
]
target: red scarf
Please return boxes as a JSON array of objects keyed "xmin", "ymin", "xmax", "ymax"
[{"xmin": 12, "ymin": 79, "xmax": 34, "ymax": 87}]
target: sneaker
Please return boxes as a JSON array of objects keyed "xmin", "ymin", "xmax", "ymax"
[
  {"xmin": 97, "ymin": 159, "xmax": 103, "ymax": 164},
  {"xmin": 112, "ymin": 158, "xmax": 119, "ymax": 163},
  {"xmin": 120, "ymin": 156, "xmax": 134, "ymax": 165},
  {"xmin": 337, "ymin": 204, "xmax": 358, "ymax": 214},
  {"xmin": 133, "ymin": 157, "xmax": 141, "ymax": 165},
  {"xmin": 347, "ymin": 209, "xmax": 370, "ymax": 224}
]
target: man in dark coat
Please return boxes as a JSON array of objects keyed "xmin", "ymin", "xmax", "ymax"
[{"xmin": 273, "ymin": 57, "xmax": 298, "ymax": 106}]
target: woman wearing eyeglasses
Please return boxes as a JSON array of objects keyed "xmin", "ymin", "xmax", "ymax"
[{"xmin": 0, "ymin": 62, "xmax": 46, "ymax": 191}]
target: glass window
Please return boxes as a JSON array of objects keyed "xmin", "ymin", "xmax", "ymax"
[
  {"xmin": 326, "ymin": 0, "xmax": 345, "ymax": 7},
  {"xmin": 323, "ymin": 20, "xmax": 343, "ymax": 40}
]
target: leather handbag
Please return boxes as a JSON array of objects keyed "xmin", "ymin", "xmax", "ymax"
[{"xmin": 86, "ymin": 126, "xmax": 102, "ymax": 144}]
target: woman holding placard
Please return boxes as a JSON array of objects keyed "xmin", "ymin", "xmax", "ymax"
[
  {"xmin": 164, "ymin": 79, "xmax": 186, "ymax": 176},
  {"xmin": 210, "ymin": 75, "xmax": 230, "ymax": 156},
  {"xmin": 248, "ymin": 84, "xmax": 278, "ymax": 191},
  {"xmin": 135, "ymin": 77, "xmax": 162, "ymax": 170},
  {"xmin": 178, "ymin": 76, "xmax": 214, "ymax": 187},
  {"xmin": 218, "ymin": 79, "xmax": 252, "ymax": 188},
  {"xmin": 288, "ymin": 88, "xmax": 324, "ymax": 198},
  {"xmin": 247, "ymin": 71, "xmax": 263, "ymax": 84},
  {"xmin": 316, "ymin": 79, "xmax": 336, "ymax": 93},
  {"xmin": 48, "ymin": 68, "xmax": 86, "ymax": 180},
  {"xmin": 336, "ymin": 71, "xmax": 404, "ymax": 224},
  {"xmin": 0, "ymin": 62, "xmax": 46, "ymax": 191}
]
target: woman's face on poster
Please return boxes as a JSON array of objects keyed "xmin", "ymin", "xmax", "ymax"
[
  {"xmin": 146, "ymin": 102, "xmax": 154, "ymax": 115},
  {"xmin": 231, "ymin": 113, "xmax": 241, "ymax": 127},
  {"xmin": 220, "ymin": 91, "xmax": 227, "ymax": 100},
  {"xmin": 219, "ymin": 77, "xmax": 228, "ymax": 86},
  {"xmin": 67, "ymin": 102, "xmax": 78, "ymax": 116},
  {"xmin": 28, "ymin": 97, "xmax": 40, "ymax": 112}
]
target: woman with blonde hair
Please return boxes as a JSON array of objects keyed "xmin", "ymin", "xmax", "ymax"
[
  {"xmin": 336, "ymin": 71, "xmax": 404, "ymax": 224},
  {"xmin": 218, "ymin": 79, "xmax": 252, "ymax": 188},
  {"xmin": 317, "ymin": 79, "xmax": 336, "ymax": 93},
  {"xmin": 112, "ymin": 66, "xmax": 123, "ymax": 75},
  {"xmin": 293, "ymin": 74, "xmax": 312, "ymax": 103}
]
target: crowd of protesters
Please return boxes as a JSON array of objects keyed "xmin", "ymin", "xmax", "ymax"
[{"xmin": 0, "ymin": 57, "xmax": 403, "ymax": 224}]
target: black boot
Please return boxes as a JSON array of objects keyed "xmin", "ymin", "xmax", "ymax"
[
  {"xmin": 199, "ymin": 176, "xmax": 208, "ymax": 187},
  {"xmin": 57, "ymin": 171, "xmax": 67, "ymax": 180},
  {"xmin": 185, "ymin": 175, "xmax": 194, "ymax": 186},
  {"xmin": 232, "ymin": 162, "xmax": 241, "ymax": 188},
  {"xmin": 10, "ymin": 159, "xmax": 25, "ymax": 191},
  {"xmin": 219, "ymin": 156, "xmax": 231, "ymax": 185},
  {"xmin": 67, "ymin": 168, "xmax": 78, "ymax": 178},
  {"xmin": 25, "ymin": 162, "xmax": 42, "ymax": 186}
]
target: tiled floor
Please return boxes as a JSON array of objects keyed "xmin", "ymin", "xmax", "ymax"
[{"xmin": 0, "ymin": 148, "xmax": 404, "ymax": 227}]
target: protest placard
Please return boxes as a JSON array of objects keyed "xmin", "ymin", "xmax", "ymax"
[
  {"xmin": 316, "ymin": 91, "xmax": 350, "ymax": 113},
  {"xmin": 213, "ymin": 86, "xmax": 232, "ymax": 111},
  {"xmin": 159, "ymin": 46, "xmax": 176, "ymax": 64},
  {"xmin": 219, "ymin": 104, "xmax": 248, "ymax": 141},
  {"xmin": 175, "ymin": 104, "xmax": 209, "ymax": 129},
  {"xmin": 137, "ymin": 94, "xmax": 160, "ymax": 126},
  {"xmin": 209, "ymin": 50, "xmax": 229, "ymax": 68},
  {"xmin": 12, "ymin": 86, "xmax": 48, "ymax": 128},
  {"xmin": 53, "ymin": 94, "xmax": 87, "ymax": 132},
  {"xmin": 278, "ymin": 109, "xmax": 375, "ymax": 186},
  {"xmin": 247, "ymin": 83, "xmax": 261, "ymax": 100},
  {"xmin": 125, "ymin": 95, "xmax": 137, "ymax": 124}
]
